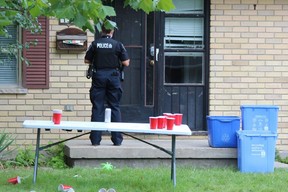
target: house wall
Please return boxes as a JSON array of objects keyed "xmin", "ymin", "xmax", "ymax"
[
  {"xmin": 1, "ymin": 1, "xmax": 288, "ymax": 151},
  {"xmin": 210, "ymin": 0, "xmax": 288, "ymax": 150}
]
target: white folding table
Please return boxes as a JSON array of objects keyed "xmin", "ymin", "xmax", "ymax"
[{"xmin": 23, "ymin": 120, "xmax": 192, "ymax": 187}]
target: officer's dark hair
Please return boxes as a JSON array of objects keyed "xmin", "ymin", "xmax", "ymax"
[{"xmin": 101, "ymin": 25, "xmax": 113, "ymax": 34}]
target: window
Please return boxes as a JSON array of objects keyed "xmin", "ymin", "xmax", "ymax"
[
  {"xmin": 0, "ymin": 17, "xmax": 49, "ymax": 93},
  {"xmin": 0, "ymin": 25, "xmax": 19, "ymax": 86},
  {"xmin": 164, "ymin": 0, "xmax": 205, "ymax": 85}
]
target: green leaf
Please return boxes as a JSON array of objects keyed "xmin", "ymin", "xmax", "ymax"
[
  {"xmin": 29, "ymin": 5, "xmax": 42, "ymax": 17},
  {"xmin": 77, "ymin": 1, "xmax": 90, "ymax": 12},
  {"xmin": 82, "ymin": 22, "xmax": 95, "ymax": 33},
  {"xmin": 0, "ymin": 130, "xmax": 14, "ymax": 154},
  {"xmin": 101, "ymin": 162, "xmax": 114, "ymax": 171},
  {"xmin": 104, "ymin": 19, "xmax": 117, "ymax": 30},
  {"xmin": 55, "ymin": 6, "xmax": 75, "ymax": 19},
  {"xmin": 102, "ymin": 5, "xmax": 116, "ymax": 16},
  {"xmin": 21, "ymin": 0, "xmax": 28, "ymax": 9},
  {"xmin": 0, "ymin": 1, "xmax": 7, "ymax": 7},
  {"xmin": 73, "ymin": 14, "xmax": 87, "ymax": 28},
  {"xmin": 95, "ymin": 22, "xmax": 102, "ymax": 32},
  {"xmin": 157, "ymin": 0, "xmax": 175, "ymax": 12},
  {"xmin": 139, "ymin": 0, "xmax": 153, "ymax": 14},
  {"xmin": 0, "ymin": 19, "xmax": 13, "ymax": 26}
]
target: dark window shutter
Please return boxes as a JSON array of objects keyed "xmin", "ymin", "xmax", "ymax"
[{"xmin": 23, "ymin": 17, "xmax": 49, "ymax": 89}]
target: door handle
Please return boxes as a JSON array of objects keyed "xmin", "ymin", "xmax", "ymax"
[{"xmin": 155, "ymin": 48, "xmax": 159, "ymax": 61}]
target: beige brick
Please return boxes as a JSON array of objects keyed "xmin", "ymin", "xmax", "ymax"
[
  {"xmin": 0, "ymin": 117, "xmax": 17, "ymax": 122},
  {"xmin": 51, "ymin": 60, "xmax": 68, "ymax": 65},
  {"xmin": 61, "ymin": 77, "xmax": 78, "ymax": 82},
  {"xmin": 52, "ymin": 94, "xmax": 68, "ymax": 99},
  {"xmin": 9, "ymin": 100, "xmax": 25, "ymax": 105},
  {"xmin": 68, "ymin": 71, "xmax": 85, "ymax": 77},
  {"xmin": 0, "ymin": 105, "xmax": 16, "ymax": 110},
  {"xmin": 241, "ymin": 10, "xmax": 257, "ymax": 16},
  {"xmin": 8, "ymin": 111, "xmax": 25, "ymax": 117},
  {"xmin": 43, "ymin": 100, "xmax": 60, "ymax": 105},
  {"xmin": 249, "ymin": 16, "xmax": 266, "ymax": 21},
  {"xmin": 68, "ymin": 83, "xmax": 86, "ymax": 88},
  {"xmin": 34, "ymin": 94, "xmax": 52, "ymax": 99},
  {"xmin": 60, "ymin": 66, "xmax": 77, "ymax": 70},
  {"xmin": 51, "ymin": 70, "xmax": 68, "ymax": 77},
  {"xmin": 258, "ymin": 10, "xmax": 274, "ymax": 16},
  {"xmin": 50, "ymin": 82, "xmax": 68, "ymax": 87},
  {"xmin": 266, "ymin": 5, "xmax": 283, "ymax": 10},
  {"xmin": 233, "ymin": 4, "xmax": 249, "ymax": 10},
  {"xmin": 215, "ymin": 4, "xmax": 232, "ymax": 10}
]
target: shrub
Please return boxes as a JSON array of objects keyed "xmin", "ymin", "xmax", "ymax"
[
  {"xmin": 0, "ymin": 130, "xmax": 14, "ymax": 158},
  {"xmin": 0, "ymin": 130, "xmax": 15, "ymax": 168}
]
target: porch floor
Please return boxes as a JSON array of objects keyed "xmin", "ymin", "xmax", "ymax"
[{"xmin": 64, "ymin": 139, "xmax": 238, "ymax": 168}]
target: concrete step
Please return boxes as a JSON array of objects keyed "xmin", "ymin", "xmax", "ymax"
[{"xmin": 64, "ymin": 139, "xmax": 237, "ymax": 168}]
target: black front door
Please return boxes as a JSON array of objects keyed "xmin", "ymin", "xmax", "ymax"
[
  {"xmin": 153, "ymin": 1, "xmax": 209, "ymax": 131},
  {"xmin": 113, "ymin": 0, "xmax": 209, "ymax": 131},
  {"xmin": 114, "ymin": 1, "xmax": 154, "ymax": 122}
]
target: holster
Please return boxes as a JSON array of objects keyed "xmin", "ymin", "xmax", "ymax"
[
  {"xmin": 86, "ymin": 65, "xmax": 93, "ymax": 79},
  {"xmin": 119, "ymin": 64, "xmax": 124, "ymax": 82}
]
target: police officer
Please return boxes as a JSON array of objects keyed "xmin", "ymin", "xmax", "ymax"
[{"xmin": 84, "ymin": 24, "xmax": 130, "ymax": 146}]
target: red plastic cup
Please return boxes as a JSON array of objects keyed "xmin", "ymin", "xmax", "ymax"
[
  {"xmin": 149, "ymin": 117, "xmax": 158, "ymax": 129},
  {"xmin": 53, "ymin": 109, "xmax": 62, "ymax": 124},
  {"xmin": 7, "ymin": 176, "xmax": 21, "ymax": 184},
  {"xmin": 166, "ymin": 117, "xmax": 175, "ymax": 130},
  {"xmin": 157, "ymin": 116, "xmax": 166, "ymax": 129},
  {"xmin": 174, "ymin": 113, "xmax": 183, "ymax": 125},
  {"xmin": 166, "ymin": 113, "xmax": 175, "ymax": 118},
  {"xmin": 58, "ymin": 184, "xmax": 75, "ymax": 192},
  {"xmin": 163, "ymin": 113, "xmax": 172, "ymax": 117}
]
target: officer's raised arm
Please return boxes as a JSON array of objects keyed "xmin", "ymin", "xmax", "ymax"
[
  {"xmin": 119, "ymin": 43, "xmax": 130, "ymax": 67},
  {"xmin": 84, "ymin": 44, "xmax": 94, "ymax": 64},
  {"xmin": 84, "ymin": 59, "xmax": 92, "ymax": 64}
]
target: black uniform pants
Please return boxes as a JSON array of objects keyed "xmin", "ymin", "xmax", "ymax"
[{"xmin": 89, "ymin": 69, "xmax": 123, "ymax": 145}]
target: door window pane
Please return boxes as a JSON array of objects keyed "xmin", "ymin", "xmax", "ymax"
[
  {"xmin": 165, "ymin": 52, "xmax": 203, "ymax": 84},
  {"xmin": 165, "ymin": 17, "xmax": 204, "ymax": 49}
]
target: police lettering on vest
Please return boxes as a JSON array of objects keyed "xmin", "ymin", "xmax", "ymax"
[{"xmin": 97, "ymin": 43, "xmax": 113, "ymax": 49}]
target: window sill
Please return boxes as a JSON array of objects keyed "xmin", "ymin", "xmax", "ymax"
[{"xmin": 0, "ymin": 87, "xmax": 28, "ymax": 94}]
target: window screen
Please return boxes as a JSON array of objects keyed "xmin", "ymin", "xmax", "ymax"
[
  {"xmin": 0, "ymin": 25, "xmax": 18, "ymax": 85},
  {"xmin": 165, "ymin": 17, "xmax": 204, "ymax": 49}
]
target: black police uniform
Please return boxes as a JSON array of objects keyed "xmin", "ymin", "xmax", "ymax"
[{"xmin": 85, "ymin": 35, "xmax": 129, "ymax": 145}]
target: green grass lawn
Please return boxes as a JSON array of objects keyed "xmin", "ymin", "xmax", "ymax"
[{"xmin": 1, "ymin": 166, "xmax": 288, "ymax": 192}]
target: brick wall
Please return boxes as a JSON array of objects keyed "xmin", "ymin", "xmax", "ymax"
[
  {"xmin": 1, "ymin": 19, "xmax": 94, "ymax": 146},
  {"xmin": 210, "ymin": 0, "xmax": 288, "ymax": 150},
  {"xmin": 1, "ymin": 1, "xmax": 288, "ymax": 151}
]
